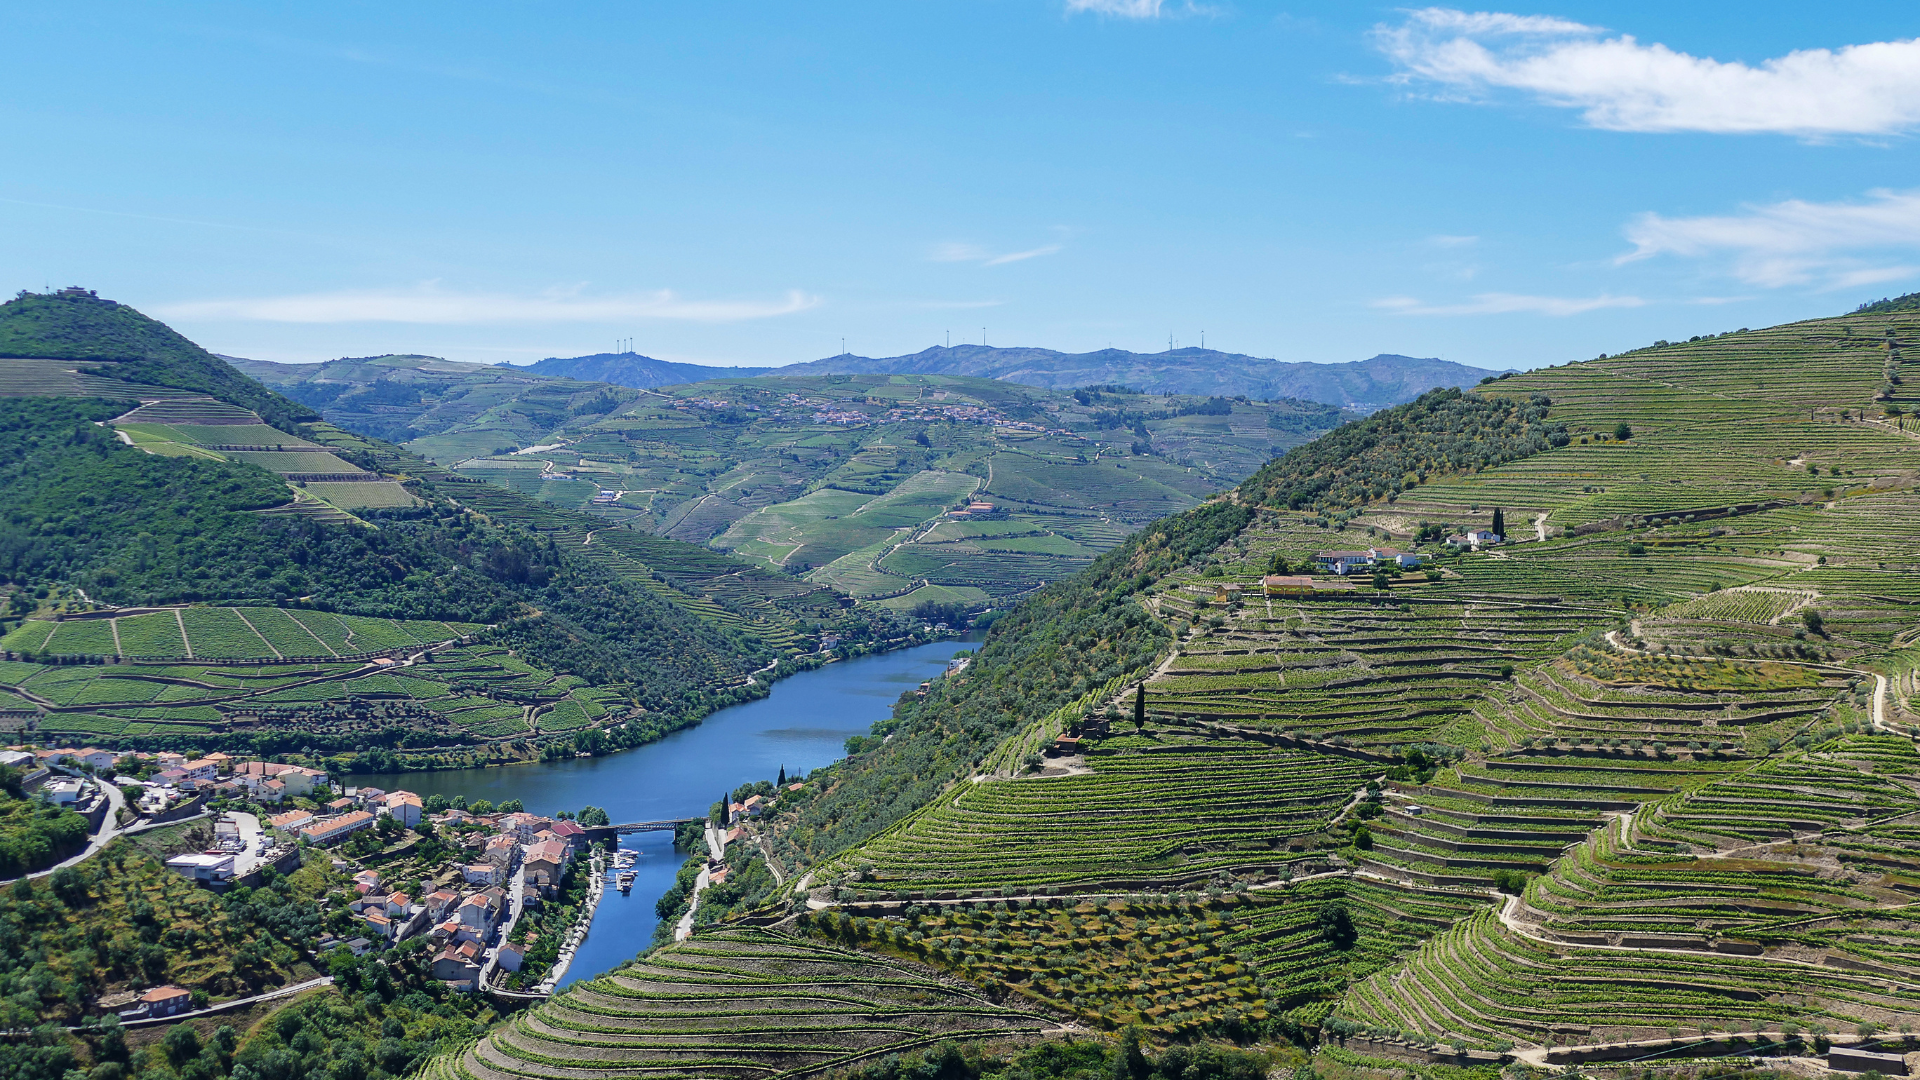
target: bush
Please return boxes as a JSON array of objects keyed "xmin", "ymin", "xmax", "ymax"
[{"xmin": 1490, "ymin": 868, "xmax": 1531, "ymax": 894}]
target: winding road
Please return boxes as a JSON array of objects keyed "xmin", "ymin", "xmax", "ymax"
[{"xmin": 0, "ymin": 774, "xmax": 129, "ymax": 885}]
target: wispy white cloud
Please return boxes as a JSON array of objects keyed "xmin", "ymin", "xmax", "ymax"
[
  {"xmin": 1066, "ymin": 0, "xmax": 1163, "ymax": 17},
  {"xmin": 930, "ymin": 242, "xmax": 990, "ymax": 263},
  {"xmin": 928, "ymin": 241, "xmax": 1064, "ymax": 266},
  {"xmin": 1064, "ymin": 0, "xmax": 1218, "ymax": 19},
  {"xmin": 1621, "ymin": 188, "xmax": 1920, "ymax": 288},
  {"xmin": 1375, "ymin": 8, "xmax": 1920, "ymax": 136},
  {"xmin": 984, "ymin": 245, "xmax": 1063, "ymax": 265},
  {"xmin": 158, "ymin": 284, "xmax": 820, "ymax": 324},
  {"xmin": 1426, "ymin": 234, "xmax": 1479, "ymax": 247},
  {"xmin": 1374, "ymin": 292, "xmax": 1645, "ymax": 317}
]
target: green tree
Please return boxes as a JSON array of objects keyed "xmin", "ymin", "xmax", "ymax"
[
  {"xmin": 162, "ymin": 1023, "xmax": 201, "ymax": 1067},
  {"xmin": 1316, "ymin": 901, "xmax": 1357, "ymax": 948},
  {"xmin": 1614, "ymin": 422, "xmax": 1633, "ymax": 440},
  {"xmin": 578, "ymin": 806, "xmax": 611, "ymax": 827}
]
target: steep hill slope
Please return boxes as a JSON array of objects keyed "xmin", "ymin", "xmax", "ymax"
[
  {"xmin": 0, "ymin": 288, "xmax": 315, "ymax": 431},
  {"xmin": 0, "ymin": 292, "xmax": 891, "ymax": 764},
  {"xmin": 541, "ymin": 303, "xmax": 1920, "ymax": 1066},
  {"xmin": 240, "ymin": 361, "xmax": 1357, "ymax": 613}
]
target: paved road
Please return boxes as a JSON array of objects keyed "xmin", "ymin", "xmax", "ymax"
[
  {"xmin": 228, "ymin": 811, "xmax": 265, "ymax": 876},
  {"xmin": 480, "ymin": 854, "xmax": 526, "ymax": 989},
  {"xmin": 0, "ymin": 774, "xmax": 129, "ymax": 885},
  {"xmin": 110, "ymin": 976, "xmax": 335, "ymax": 1030}
]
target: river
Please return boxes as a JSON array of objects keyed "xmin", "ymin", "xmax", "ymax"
[{"xmin": 344, "ymin": 634, "xmax": 979, "ymax": 986}]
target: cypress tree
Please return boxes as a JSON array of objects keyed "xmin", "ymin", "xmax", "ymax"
[
  {"xmin": 1133, "ymin": 684, "xmax": 1146, "ymax": 727},
  {"xmin": 1490, "ymin": 506, "xmax": 1505, "ymax": 538},
  {"xmin": 777, "ymin": 764, "xmax": 786, "ymax": 786}
]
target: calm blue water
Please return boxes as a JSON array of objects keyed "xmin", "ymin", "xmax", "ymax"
[{"xmin": 345, "ymin": 634, "xmax": 979, "ymax": 985}]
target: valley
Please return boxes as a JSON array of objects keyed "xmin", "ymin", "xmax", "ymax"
[
  {"xmin": 441, "ymin": 300, "xmax": 1920, "ymax": 1079},
  {"xmin": 2, "ymin": 288, "xmax": 1920, "ymax": 1080},
  {"xmin": 245, "ymin": 355, "xmax": 1366, "ymax": 612}
]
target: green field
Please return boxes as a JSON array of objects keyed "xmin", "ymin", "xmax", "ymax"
[
  {"xmin": 0, "ymin": 635, "xmax": 615, "ymax": 750},
  {"xmin": 302, "ymin": 481, "xmax": 418, "ymax": 508},
  {"xmin": 2, "ymin": 607, "xmax": 479, "ymax": 659}
]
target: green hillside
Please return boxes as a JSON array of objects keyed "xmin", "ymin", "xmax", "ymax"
[
  {"xmin": 0, "ymin": 290, "xmax": 316, "ymax": 431},
  {"xmin": 245, "ymin": 357, "xmax": 1359, "ymax": 611},
  {"xmin": 0, "ymin": 295, "xmax": 905, "ymax": 765},
  {"xmin": 482, "ymin": 303, "xmax": 1920, "ymax": 1075}
]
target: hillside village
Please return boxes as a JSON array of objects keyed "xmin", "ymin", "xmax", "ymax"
[{"xmin": 0, "ymin": 742, "xmax": 621, "ymax": 1007}]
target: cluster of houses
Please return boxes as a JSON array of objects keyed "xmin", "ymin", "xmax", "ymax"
[
  {"xmin": 298, "ymin": 803, "xmax": 592, "ymax": 991},
  {"xmin": 62, "ymin": 750, "xmax": 337, "ymax": 813},
  {"xmin": 262, "ymin": 784, "xmax": 427, "ymax": 850},
  {"xmin": 1311, "ymin": 546, "xmax": 1430, "ymax": 576},
  {"xmin": 0, "ymin": 748, "xmax": 113, "ymax": 823}
]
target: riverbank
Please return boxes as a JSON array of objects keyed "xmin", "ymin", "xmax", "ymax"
[
  {"xmin": 345, "ymin": 632, "xmax": 982, "ymax": 988},
  {"xmin": 338, "ymin": 629, "xmax": 966, "ymax": 777}
]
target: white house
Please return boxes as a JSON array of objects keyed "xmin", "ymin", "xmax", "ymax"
[
  {"xmin": 43, "ymin": 777, "xmax": 87, "ymax": 806},
  {"xmin": 1369, "ymin": 547, "xmax": 1425, "ymax": 568},
  {"xmin": 1313, "ymin": 550, "xmax": 1377, "ymax": 575},
  {"xmin": 1445, "ymin": 529, "xmax": 1503, "ymax": 549},
  {"xmin": 379, "ymin": 791, "xmax": 424, "ymax": 829},
  {"xmin": 165, "ymin": 853, "xmax": 236, "ymax": 883}
]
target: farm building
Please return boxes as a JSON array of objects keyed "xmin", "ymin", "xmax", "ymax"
[
  {"xmin": 119, "ymin": 985, "xmax": 192, "ymax": 1020},
  {"xmin": 1445, "ymin": 528, "xmax": 1502, "ymax": 548},
  {"xmin": 1262, "ymin": 574, "xmax": 1316, "ymax": 595},
  {"xmin": 1314, "ymin": 550, "xmax": 1377, "ymax": 575},
  {"xmin": 1369, "ymin": 546, "xmax": 1425, "ymax": 568}
]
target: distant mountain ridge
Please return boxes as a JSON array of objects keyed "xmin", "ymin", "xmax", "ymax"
[
  {"xmin": 525, "ymin": 345, "xmax": 1506, "ymax": 412},
  {"xmin": 520, "ymin": 352, "xmax": 775, "ymax": 387}
]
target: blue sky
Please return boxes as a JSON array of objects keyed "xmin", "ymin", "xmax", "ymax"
[{"xmin": 7, "ymin": 3, "xmax": 1920, "ymax": 371}]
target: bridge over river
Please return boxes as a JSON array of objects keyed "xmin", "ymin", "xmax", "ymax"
[{"xmin": 584, "ymin": 818, "xmax": 702, "ymax": 839}]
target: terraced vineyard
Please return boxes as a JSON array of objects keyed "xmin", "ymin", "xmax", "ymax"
[
  {"xmin": 243, "ymin": 363, "xmax": 1357, "ymax": 611},
  {"xmin": 846, "ymin": 734, "xmax": 1374, "ymax": 896},
  {"xmin": 2, "ymin": 607, "xmax": 476, "ymax": 660},
  {"xmin": 430, "ymin": 928, "xmax": 1057, "ymax": 1080},
  {"xmin": 0, "ymin": 616, "xmax": 630, "ymax": 749},
  {"xmin": 810, "ymin": 880, "xmax": 1481, "ymax": 1035},
  {"xmin": 538, "ymin": 304, "xmax": 1920, "ymax": 1069}
]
